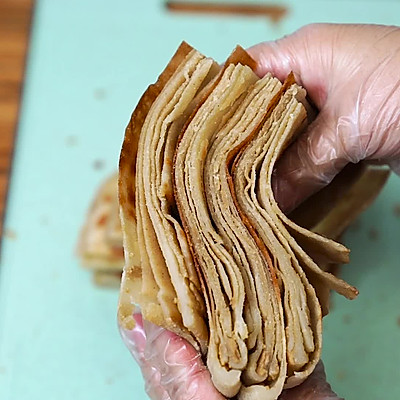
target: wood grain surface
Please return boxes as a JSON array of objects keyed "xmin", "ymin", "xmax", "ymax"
[{"xmin": 0, "ymin": 0, "xmax": 34, "ymax": 238}]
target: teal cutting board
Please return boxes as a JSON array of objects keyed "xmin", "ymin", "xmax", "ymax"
[{"xmin": 0, "ymin": 1, "xmax": 399, "ymax": 399}]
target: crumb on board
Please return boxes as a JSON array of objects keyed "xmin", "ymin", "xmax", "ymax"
[
  {"xmin": 39, "ymin": 215, "xmax": 49, "ymax": 225},
  {"xmin": 349, "ymin": 218, "xmax": 361, "ymax": 232},
  {"xmin": 336, "ymin": 370, "xmax": 347, "ymax": 381},
  {"xmin": 3, "ymin": 228, "xmax": 17, "ymax": 240},
  {"xmin": 50, "ymin": 270, "xmax": 60, "ymax": 280},
  {"xmin": 93, "ymin": 159, "xmax": 105, "ymax": 170},
  {"xmin": 105, "ymin": 377, "xmax": 114, "ymax": 385},
  {"xmin": 393, "ymin": 203, "xmax": 400, "ymax": 218},
  {"xmin": 94, "ymin": 88, "xmax": 107, "ymax": 100},
  {"xmin": 367, "ymin": 228, "xmax": 379, "ymax": 241},
  {"xmin": 342, "ymin": 314, "xmax": 352, "ymax": 324},
  {"xmin": 65, "ymin": 135, "xmax": 78, "ymax": 147}
]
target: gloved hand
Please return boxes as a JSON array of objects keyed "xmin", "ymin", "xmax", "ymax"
[
  {"xmin": 120, "ymin": 313, "xmax": 225, "ymax": 400},
  {"xmin": 247, "ymin": 23, "xmax": 400, "ymax": 212},
  {"xmin": 121, "ymin": 312, "xmax": 342, "ymax": 400}
]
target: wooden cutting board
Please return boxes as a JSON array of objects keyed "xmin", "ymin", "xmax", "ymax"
[{"xmin": 0, "ymin": 0, "xmax": 34, "ymax": 238}]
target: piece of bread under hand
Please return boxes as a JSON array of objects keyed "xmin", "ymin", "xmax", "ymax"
[{"xmin": 77, "ymin": 173, "xmax": 124, "ymax": 287}]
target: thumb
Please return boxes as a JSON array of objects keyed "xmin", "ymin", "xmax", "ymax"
[
  {"xmin": 247, "ymin": 24, "xmax": 330, "ymax": 109},
  {"xmin": 144, "ymin": 322, "xmax": 225, "ymax": 400},
  {"xmin": 247, "ymin": 25, "xmax": 355, "ymax": 212}
]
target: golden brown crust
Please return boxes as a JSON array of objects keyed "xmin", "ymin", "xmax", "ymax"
[
  {"xmin": 119, "ymin": 41, "xmax": 194, "ymax": 219},
  {"xmin": 118, "ymin": 42, "xmax": 195, "ymax": 331}
]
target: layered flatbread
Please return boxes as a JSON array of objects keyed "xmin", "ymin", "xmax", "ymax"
[{"xmin": 113, "ymin": 43, "xmax": 388, "ymax": 398}]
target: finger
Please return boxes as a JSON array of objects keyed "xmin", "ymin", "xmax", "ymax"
[
  {"xmin": 144, "ymin": 321, "xmax": 225, "ymax": 400},
  {"xmin": 143, "ymin": 366, "xmax": 171, "ymax": 400},
  {"xmin": 247, "ymin": 39, "xmax": 298, "ymax": 81},
  {"xmin": 247, "ymin": 24, "xmax": 331, "ymax": 109},
  {"xmin": 119, "ymin": 313, "xmax": 147, "ymax": 363},
  {"xmin": 120, "ymin": 314, "xmax": 171, "ymax": 400},
  {"xmin": 279, "ymin": 361, "xmax": 343, "ymax": 400},
  {"xmin": 272, "ymin": 107, "xmax": 351, "ymax": 213},
  {"xmin": 246, "ymin": 26, "xmax": 351, "ymax": 212}
]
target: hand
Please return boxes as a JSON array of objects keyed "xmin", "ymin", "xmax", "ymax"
[
  {"xmin": 121, "ymin": 313, "xmax": 342, "ymax": 400},
  {"xmin": 120, "ymin": 313, "xmax": 225, "ymax": 400},
  {"xmin": 247, "ymin": 23, "xmax": 400, "ymax": 212}
]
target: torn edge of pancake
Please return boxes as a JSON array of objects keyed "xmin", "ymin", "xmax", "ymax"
[
  {"xmin": 137, "ymin": 50, "xmax": 222, "ymax": 351},
  {"xmin": 118, "ymin": 42, "xmax": 195, "ymax": 331}
]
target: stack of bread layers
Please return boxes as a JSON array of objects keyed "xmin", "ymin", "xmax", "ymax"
[{"xmin": 80, "ymin": 43, "xmax": 389, "ymax": 399}]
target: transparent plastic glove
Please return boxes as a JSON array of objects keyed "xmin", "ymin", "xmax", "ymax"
[
  {"xmin": 120, "ymin": 313, "xmax": 342, "ymax": 400},
  {"xmin": 247, "ymin": 23, "xmax": 400, "ymax": 212},
  {"xmin": 120, "ymin": 312, "xmax": 224, "ymax": 400}
]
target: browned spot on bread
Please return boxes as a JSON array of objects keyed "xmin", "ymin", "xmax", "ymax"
[
  {"xmin": 111, "ymin": 246, "xmax": 124, "ymax": 259},
  {"xmin": 97, "ymin": 214, "xmax": 108, "ymax": 226},
  {"xmin": 126, "ymin": 266, "xmax": 142, "ymax": 280}
]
